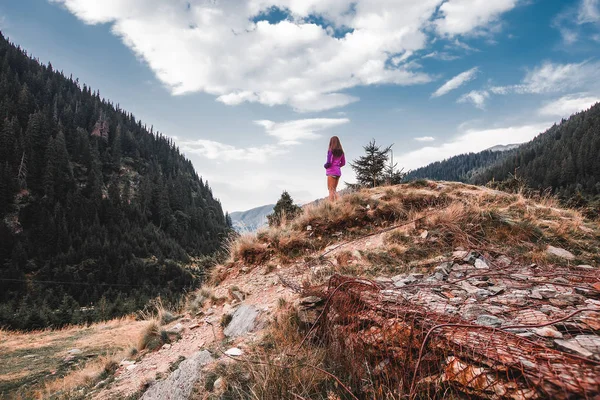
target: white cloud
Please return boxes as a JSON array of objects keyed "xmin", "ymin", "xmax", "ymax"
[
  {"xmin": 578, "ymin": 0, "xmax": 600, "ymax": 23},
  {"xmin": 398, "ymin": 123, "xmax": 548, "ymax": 170},
  {"xmin": 431, "ymin": 67, "xmax": 479, "ymax": 98},
  {"xmin": 491, "ymin": 61, "xmax": 600, "ymax": 95},
  {"xmin": 434, "ymin": 0, "xmax": 520, "ymax": 36},
  {"xmin": 179, "ymin": 117, "xmax": 348, "ymax": 162},
  {"xmin": 458, "ymin": 90, "xmax": 489, "ymax": 109},
  {"xmin": 254, "ymin": 118, "xmax": 349, "ymax": 145},
  {"xmin": 538, "ymin": 93, "xmax": 600, "ymax": 117},
  {"xmin": 422, "ymin": 51, "xmax": 460, "ymax": 61},
  {"xmin": 414, "ymin": 136, "xmax": 435, "ymax": 142},
  {"xmin": 179, "ymin": 140, "xmax": 285, "ymax": 163},
  {"xmin": 52, "ymin": 0, "xmax": 518, "ymax": 112},
  {"xmin": 553, "ymin": 0, "xmax": 600, "ymax": 44}
]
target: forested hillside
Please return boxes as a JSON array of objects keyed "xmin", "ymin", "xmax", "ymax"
[
  {"xmin": 474, "ymin": 103, "xmax": 600, "ymax": 199},
  {"xmin": 0, "ymin": 32, "xmax": 230, "ymax": 330},
  {"xmin": 405, "ymin": 103, "xmax": 600, "ymax": 206},
  {"xmin": 404, "ymin": 148, "xmax": 515, "ymax": 183}
]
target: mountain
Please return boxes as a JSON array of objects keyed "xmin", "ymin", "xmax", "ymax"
[
  {"xmin": 230, "ymin": 204, "xmax": 274, "ymax": 232},
  {"xmin": 0, "ymin": 32, "xmax": 230, "ymax": 330},
  {"xmin": 405, "ymin": 103, "xmax": 600, "ymax": 206},
  {"xmin": 486, "ymin": 143, "xmax": 522, "ymax": 152},
  {"xmin": 474, "ymin": 103, "xmax": 600, "ymax": 200}
]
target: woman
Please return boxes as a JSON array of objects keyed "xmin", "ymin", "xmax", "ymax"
[{"xmin": 324, "ymin": 136, "xmax": 346, "ymax": 202}]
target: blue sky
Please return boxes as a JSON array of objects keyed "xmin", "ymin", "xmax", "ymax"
[{"xmin": 1, "ymin": 0, "xmax": 599, "ymax": 211}]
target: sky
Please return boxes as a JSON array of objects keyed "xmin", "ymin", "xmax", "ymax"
[{"xmin": 1, "ymin": 0, "xmax": 599, "ymax": 212}]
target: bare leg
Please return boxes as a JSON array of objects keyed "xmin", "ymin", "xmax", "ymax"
[{"xmin": 328, "ymin": 176, "xmax": 339, "ymax": 202}]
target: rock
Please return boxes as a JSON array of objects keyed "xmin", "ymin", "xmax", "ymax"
[
  {"xmin": 225, "ymin": 347, "xmax": 243, "ymax": 356},
  {"xmin": 473, "ymin": 289, "xmax": 492, "ymax": 301},
  {"xmin": 555, "ymin": 339, "xmax": 594, "ymax": 359},
  {"xmin": 577, "ymin": 311, "xmax": 600, "ymax": 330},
  {"xmin": 142, "ymin": 350, "xmax": 214, "ymax": 400},
  {"xmin": 472, "ymin": 280, "xmax": 490, "ymax": 288},
  {"xmin": 552, "ymin": 277, "xmax": 569, "ymax": 284},
  {"xmin": 529, "ymin": 290, "xmax": 543, "ymax": 300},
  {"xmin": 514, "ymin": 310, "xmax": 549, "ymax": 325},
  {"xmin": 546, "ymin": 246, "xmax": 575, "ymax": 260},
  {"xmin": 540, "ymin": 305, "xmax": 562, "ymax": 315},
  {"xmin": 585, "ymin": 299, "xmax": 600, "ymax": 308},
  {"xmin": 63, "ymin": 355, "xmax": 76, "ymax": 362},
  {"xmin": 594, "ymin": 282, "xmax": 600, "ymax": 292},
  {"xmin": 533, "ymin": 327, "xmax": 563, "ymax": 338},
  {"xmin": 474, "ymin": 259, "xmax": 489, "ymax": 269},
  {"xmin": 435, "ymin": 263, "xmax": 451, "ymax": 275},
  {"xmin": 572, "ymin": 335, "xmax": 600, "ymax": 356},
  {"xmin": 453, "ymin": 250, "xmax": 468, "ymax": 259},
  {"xmin": 461, "ymin": 304, "xmax": 488, "ymax": 321},
  {"xmin": 537, "ymin": 288, "xmax": 557, "ymax": 299},
  {"xmin": 231, "ymin": 291, "xmax": 245, "ymax": 302},
  {"xmin": 224, "ymin": 305, "xmax": 259, "ymax": 338},
  {"xmin": 299, "ymin": 296, "xmax": 324, "ymax": 306},
  {"xmin": 169, "ymin": 323, "xmax": 184, "ymax": 333},
  {"xmin": 213, "ymin": 377, "xmax": 226, "ymax": 395},
  {"xmin": 306, "ymin": 225, "xmax": 312, "ymax": 231},
  {"xmin": 126, "ymin": 364, "xmax": 137, "ymax": 371},
  {"xmin": 463, "ymin": 251, "xmax": 479, "ymax": 264},
  {"xmin": 410, "ymin": 273, "xmax": 424, "ymax": 279},
  {"xmin": 162, "ymin": 344, "xmax": 171, "ymax": 350},
  {"xmin": 495, "ymin": 255, "xmax": 512, "ymax": 267},
  {"xmin": 420, "ymin": 230, "xmax": 428, "ymax": 239},
  {"xmin": 576, "ymin": 264, "xmax": 594, "ymax": 270},
  {"xmin": 432, "ymin": 272, "xmax": 446, "ymax": 281},
  {"xmin": 574, "ymin": 287, "xmax": 595, "ymax": 297},
  {"xmin": 67, "ymin": 348, "xmax": 82, "ymax": 355},
  {"xmin": 487, "ymin": 286, "xmax": 506, "ymax": 295},
  {"xmin": 188, "ymin": 323, "xmax": 200, "ymax": 330},
  {"xmin": 475, "ymin": 315, "xmax": 503, "ymax": 327}
]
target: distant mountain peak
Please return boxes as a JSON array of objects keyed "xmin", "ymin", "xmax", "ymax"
[{"xmin": 486, "ymin": 143, "xmax": 522, "ymax": 152}]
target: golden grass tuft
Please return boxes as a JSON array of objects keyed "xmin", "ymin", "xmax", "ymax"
[{"xmin": 203, "ymin": 304, "xmax": 334, "ymax": 400}]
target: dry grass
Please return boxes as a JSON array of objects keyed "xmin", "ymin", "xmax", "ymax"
[
  {"xmin": 197, "ymin": 305, "xmax": 336, "ymax": 400},
  {"xmin": 0, "ymin": 316, "xmax": 147, "ymax": 399},
  {"xmin": 222, "ymin": 181, "xmax": 599, "ymax": 277}
]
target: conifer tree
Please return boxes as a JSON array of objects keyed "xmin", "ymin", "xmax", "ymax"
[
  {"xmin": 350, "ymin": 139, "xmax": 392, "ymax": 188},
  {"xmin": 267, "ymin": 191, "xmax": 302, "ymax": 227}
]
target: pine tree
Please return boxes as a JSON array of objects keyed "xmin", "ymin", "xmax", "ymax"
[
  {"xmin": 350, "ymin": 139, "xmax": 392, "ymax": 188},
  {"xmin": 267, "ymin": 191, "xmax": 302, "ymax": 227}
]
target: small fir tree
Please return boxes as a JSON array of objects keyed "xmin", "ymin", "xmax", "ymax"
[
  {"xmin": 350, "ymin": 139, "xmax": 392, "ymax": 187},
  {"xmin": 267, "ymin": 191, "xmax": 302, "ymax": 227}
]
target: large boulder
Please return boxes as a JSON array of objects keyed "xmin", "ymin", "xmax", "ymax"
[
  {"xmin": 224, "ymin": 305, "xmax": 259, "ymax": 338},
  {"xmin": 142, "ymin": 350, "xmax": 213, "ymax": 400}
]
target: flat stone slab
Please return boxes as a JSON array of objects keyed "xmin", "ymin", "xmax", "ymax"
[
  {"xmin": 224, "ymin": 304, "xmax": 259, "ymax": 338},
  {"xmin": 142, "ymin": 350, "xmax": 213, "ymax": 400},
  {"xmin": 546, "ymin": 246, "xmax": 575, "ymax": 260}
]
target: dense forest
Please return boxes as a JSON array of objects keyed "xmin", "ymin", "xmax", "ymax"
[
  {"xmin": 0, "ymin": 32, "xmax": 231, "ymax": 330},
  {"xmin": 473, "ymin": 103, "xmax": 600, "ymax": 199},
  {"xmin": 404, "ymin": 148, "xmax": 515, "ymax": 183},
  {"xmin": 405, "ymin": 103, "xmax": 600, "ymax": 207}
]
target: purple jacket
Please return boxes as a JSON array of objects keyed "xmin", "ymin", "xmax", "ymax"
[{"xmin": 325, "ymin": 150, "xmax": 346, "ymax": 176}]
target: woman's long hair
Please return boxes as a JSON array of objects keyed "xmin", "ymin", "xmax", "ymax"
[{"xmin": 329, "ymin": 136, "xmax": 344, "ymax": 157}]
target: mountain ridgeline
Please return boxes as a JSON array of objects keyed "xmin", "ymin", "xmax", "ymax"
[
  {"xmin": 405, "ymin": 103, "xmax": 600, "ymax": 205},
  {"xmin": 404, "ymin": 148, "xmax": 516, "ymax": 183},
  {"xmin": 0, "ymin": 32, "xmax": 230, "ymax": 330}
]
